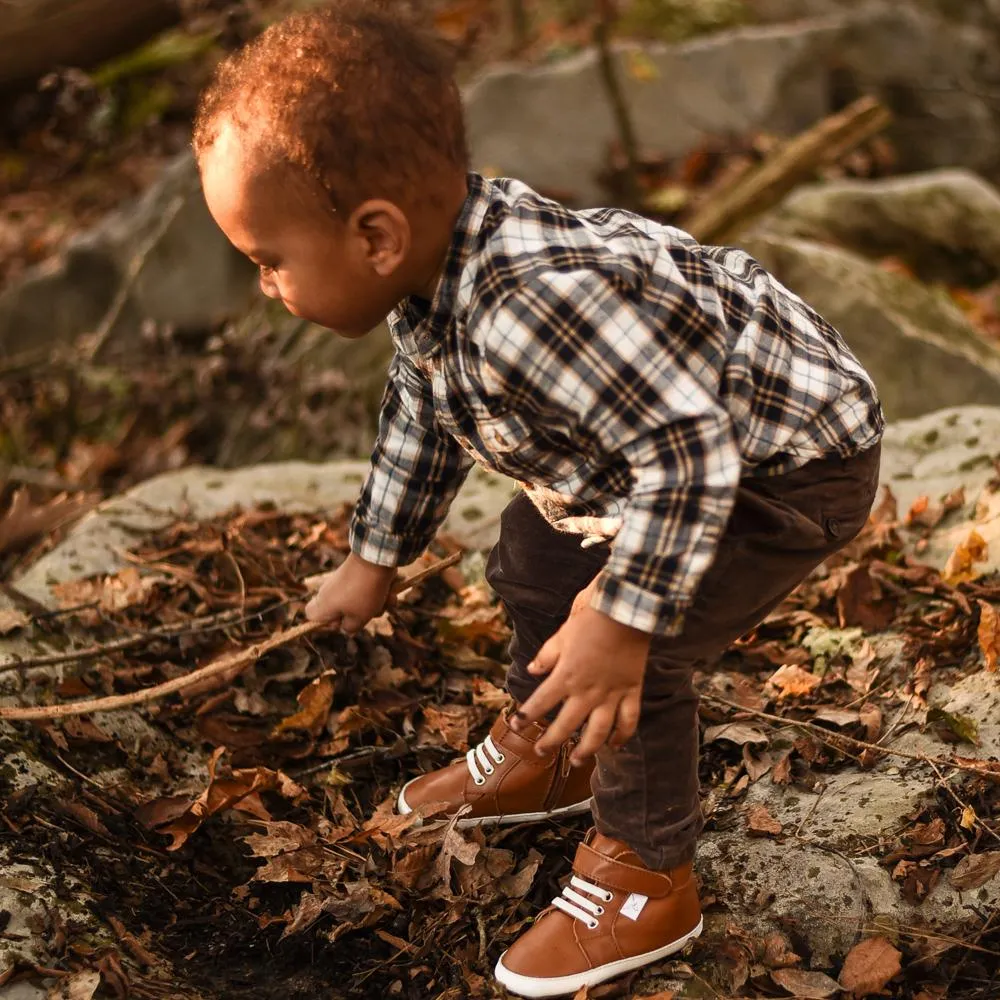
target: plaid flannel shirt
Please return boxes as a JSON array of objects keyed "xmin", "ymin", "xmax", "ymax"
[{"xmin": 350, "ymin": 173, "xmax": 883, "ymax": 635}]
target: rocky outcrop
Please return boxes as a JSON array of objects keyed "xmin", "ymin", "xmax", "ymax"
[
  {"xmin": 0, "ymin": 154, "xmax": 256, "ymax": 358},
  {"xmin": 759, "ymin": 169, "xmax": 1000, "ymax": 285},
  {"xmin": 466, "ymin": 19, "xmax": 842, "ymax": 204},
  {"xmin": 740, "ymin": 234, "xmax": 1000, "ymax": 419}
]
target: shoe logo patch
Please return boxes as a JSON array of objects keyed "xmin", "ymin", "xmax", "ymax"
[{"xmin": 620, "ymin": 892, "xmax": 648, "ymax": 921}]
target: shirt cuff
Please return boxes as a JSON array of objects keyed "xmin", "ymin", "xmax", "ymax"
[
  {"xmin": 589, "ymin": 568, "xmax": 688, "ymax": 636},
  {"xmin": 348, "ymin": 518, "xmax": 429, "ymax": 568}
]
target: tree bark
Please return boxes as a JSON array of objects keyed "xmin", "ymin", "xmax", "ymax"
[{"xmin": 0, "ymin": 0, "xmax": 178, "ymax": 92}]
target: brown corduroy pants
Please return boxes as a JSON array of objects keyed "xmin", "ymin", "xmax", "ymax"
[{"xmin": 484, "ymin": 444, "xmax": 881, "ymax": 870}]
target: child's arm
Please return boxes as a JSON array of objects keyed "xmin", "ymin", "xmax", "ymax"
[{"xmin": 306, "ymin": 350, "xmax": 474, "ymax": 628}]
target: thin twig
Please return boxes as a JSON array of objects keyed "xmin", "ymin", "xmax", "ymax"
[
  {"xmin": 703, "ymin": 693, "xmax": 999, "ymax": 778},
  {"xmin": 925, "ymin": 757, "xmax": 1000, "ymax": 846},
  {"xmin": 594, "ymin": 0, "xmax": 640, "ymax": 208},
  {"xmin": 0, "ymin": 601, "xmax": 291, "ymax": 675},
  {"xmin": 0, "ymin": 552, "xmax": 460, "ymax": 721},
  {"xmin": 85, "ymin": 182, "xmax": 192, "ymax": 363}
]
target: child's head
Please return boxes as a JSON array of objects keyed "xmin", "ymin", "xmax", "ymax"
[{"xmin": 194, "ymin": 1, "xmax": 469, "ymax": 336}]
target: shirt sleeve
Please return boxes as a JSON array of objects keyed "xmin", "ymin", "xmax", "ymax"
[
  {"xmin": 482, "ymin": 269, "xmax": 743, "ymax": 636},
  {"xmin": 349, "ymin": 350, "xmax": 474, "ymax": 566}
]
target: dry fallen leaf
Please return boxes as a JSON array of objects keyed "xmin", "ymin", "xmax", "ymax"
[
  {"xmin": 943, "ymin": 529, "xmax": 988, "ymax": 584},
  {"xmin": 0, "ymin": 488, "xmax": 91, "ymax": 555},
  {"xmin": 771, "ymin": 967, "xmax": 841, "ymax": 998},
  {"xmin": 767, "ymin": 663, "xmax": 822, "ymax": 699},
  {"xmin": 745, "ymin": 804, "xmax": 782, "ymax": 837},
  {"xmin": 977, "ymin": 600, "xmax": 999, "ymax": 672},
  {"xmin": 45, "ymin": 970, "xmax": 101, "ymax": 1000},
  {"xmin": 420, "ymin": 703, "xmax": 472, "ymax": 751},
  {"xmin": 271, "ymin": 672, "xmax": 336, "ymax": 737},
  {"xmin": 859, "ymin": 702, "xmax": 883, "ymax": 742},
  {"xmin": 704, "ymin": 722, "xmax": 769, "ymax": 746},
  {"xmin": 471, "ymin": 676, "xmax": 510, "ymax": 710},
  {"xmin": 949, "ymin": 851, "xmax": 1000, "ymax": 891},
  {"xmin": 142, "ymin": 748, "xmax": 306, "ymax": 851},
  {"xmin": 905, "ymin": 816, "xmax": 945, "ymax": 847},
  {"xmin": 839, "ymin": 936, "xmax": 902, "ymax": 997},
  {"xmin": 53, "ymin": 566, "xmax": 166, "ymax": 619},
  {"xmin": 0, "ymin": 607, "xmax": 29, "ymax": 635},
  {"xmin": 960, "ymin": 804, "xmax": 978, "ymax": 830}
]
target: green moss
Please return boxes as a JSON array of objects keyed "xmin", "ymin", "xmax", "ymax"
[{"xmin": 619, "ymin": 0, "xmax": 749, "ymax": 41}]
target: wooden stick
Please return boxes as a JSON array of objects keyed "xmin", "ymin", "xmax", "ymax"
[
  {"xmin": 682, "ymin": 96, "xmax": 892, "ymax": 245},
  {"xmin": 0, "ymin": 551, "xmax": 460, "ymax": 721}
]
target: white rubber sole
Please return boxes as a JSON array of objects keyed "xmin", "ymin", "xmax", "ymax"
[
  {"xmin": 396, "ymin": 780, "xmax": 593, "ymax": 829},
  {"xmin": 494, "ymin": 917, "xmax": 704, "ymax": 998}
]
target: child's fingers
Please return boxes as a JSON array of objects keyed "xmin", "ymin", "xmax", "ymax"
[
  {"xmin": 514, "ymin": 677, "xmax": 567, "ymax": 735},
  {"xmin": 572, "ymin": 702, "xmax": 619, "ymax": 764},
  {"xmin": 305, "ymin": 594, "xmax": 340, "ymax": 624},
  {"xmin": 526, "ymin": 632, "xmax": 561, "ymax": 675},
  {"xmin": 607, "ymin": 688, "xmax": 641, "ymax": 749},
  {"xmin": 533, "ymin": 696, "xmax": 589, "ymax": 755}
]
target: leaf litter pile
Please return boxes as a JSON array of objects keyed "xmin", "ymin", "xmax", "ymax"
[{"xmin": 1, "ymin": 481, "xmax": 1000, "ymax": 1000}]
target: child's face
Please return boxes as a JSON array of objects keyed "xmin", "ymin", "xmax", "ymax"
[{"xmin": 200, "ymin": 123, "xmax": 406, "ymax": 338}]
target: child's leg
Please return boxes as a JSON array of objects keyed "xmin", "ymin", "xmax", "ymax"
[
  {"xmin": 594, "ymin": 445, "xmax": 882, "ymax": 868},
  {"xmin": 493, "ymin": 445, "xmax": 881, "ymax": 997},
  {"xmin": 484, "ymin": 494, "xmax": 609, "ymax": 707}
]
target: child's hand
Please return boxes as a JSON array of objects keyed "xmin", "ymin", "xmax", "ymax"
[
  {"xmin": 304, "ymin": 553, "xmax": 397, "ymax": 633},
  {"xmin": 512, "ymin": 601, "xmax": 652, "ymax": 765}
]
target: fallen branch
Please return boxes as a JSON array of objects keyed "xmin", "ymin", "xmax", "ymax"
[
  {"xmin": 682, "ymin": 95, "xmax": 892, "ymax": 244},
  {"xmin": 703, "ymin": 693, "xmax": 999, "ymax": 779},
  {"xmin": 0, "ymin": 551, "xmax": 460, "ymax": 721}
]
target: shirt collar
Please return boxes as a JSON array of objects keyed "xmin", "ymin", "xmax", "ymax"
[{"xmin": 404, "ymin": 171, "xmax": 494, "ymax": 356}]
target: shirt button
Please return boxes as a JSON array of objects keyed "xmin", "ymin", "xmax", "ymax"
[{"xmin": 826, "ymin": 516, "xmax": 842, "ymax": 539}]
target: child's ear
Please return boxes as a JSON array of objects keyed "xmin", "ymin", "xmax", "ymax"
[{"xmin": 349, "ymin": 200, "xmax": 411, "ymax": 277}]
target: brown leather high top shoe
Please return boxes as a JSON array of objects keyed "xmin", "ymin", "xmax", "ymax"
[
  {"xmin": 494, "ymin": 829, "xmax": 703, "ymax": 998},
  {"xmin": 396, "ymin": 706, "xmax": 593, "ymax": 827}
]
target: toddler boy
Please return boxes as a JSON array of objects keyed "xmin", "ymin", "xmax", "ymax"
[{"xmin": 194, "ymin": 4, "xmax": 883, "ymax": 996}]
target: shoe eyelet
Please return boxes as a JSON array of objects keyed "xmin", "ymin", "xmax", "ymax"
[
  {"xmin": 587, "ymin": 919, "xmax": 599, "ymax": 930},
  {"xmin": 484, "ymin": 765, "xmax": 494, "ymax": 776},
  {"xmin": 495, "ymin": 753, "xmax": 505, "ymax": 763},
  {"xmin": 603, "ymin": 891, "xmax": 613, "ymax": 902},
  {"xmin": 474, "ymin": 777, "xmax": 486, "ymax": 786},
  {"xmin": 594, "ymin": 906, "xmax": 604, "ymax": 916}
]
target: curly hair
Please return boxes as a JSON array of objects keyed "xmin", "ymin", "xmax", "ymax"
[{"xmin": 192, "ymin": 1, "xmax": 469, "ymax": 212}]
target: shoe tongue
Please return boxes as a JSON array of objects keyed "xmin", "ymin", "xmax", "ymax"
[{"xmin": 585, "ymin": 828, "xmax": 645, "ymax": 867}]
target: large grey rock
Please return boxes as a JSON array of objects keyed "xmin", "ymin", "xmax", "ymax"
[
  {"xmin": 6, "ymin": 461, "xmax": 514, "ymax": 610},
  {"xmin": 741, "ymin": 234, "xmax": 1000, "ymax": 419},
  {"xmin": 467, "ymin": 20, "xmax": 841, "ymax": 204},
  {"xmin": 878, "ymin": 406, "xmax": 1000, "ymax": 579},
  {"xmin": 753, "ymin": 1, "xmax": 1000, "ymax": 182},
  {"xmin": 760, "ymin": 170, "xmax": 1000, "ymax": 285},
  {"xmin": 0, "ymin": 153, "xmax": 256, "ymax": 358}
]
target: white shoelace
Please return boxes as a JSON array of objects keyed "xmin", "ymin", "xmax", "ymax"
[
  {"xmin": 551, "ymin": 876, "xmax": 614, "ymax": 930},
  {"xmin": 465, "ymin": 734, "xmax": 506, "ymax": 785}
]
